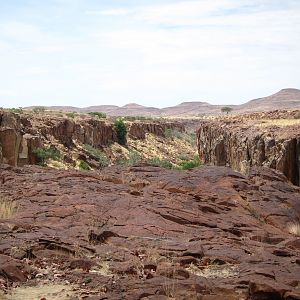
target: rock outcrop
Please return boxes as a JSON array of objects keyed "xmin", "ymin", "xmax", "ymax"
[
  {"xmin": 0, "ymin": 112, "xmax": 40, "ymax": 166},
  {"xmin": 197, "ymin": 113, "xmax": 300, "ymax": 186},
  {"xmin": 0, "ymin": 164, "xmax": 299, "ymax": 299},
  {"xmin": 0, "ymin": 112, "xmax": 187, "ymax": 167},
  {"xmin": 129, "ymin": 121, "xmax": 185, "ymax": 140}
]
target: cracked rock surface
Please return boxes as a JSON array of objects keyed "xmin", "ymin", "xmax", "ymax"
[{"xmin": 0, "ymin": 164, "xmax": 299, "ymax": 299}]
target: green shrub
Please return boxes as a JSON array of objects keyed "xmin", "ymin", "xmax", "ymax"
[
  {"xmin": 179, "ymin": 156, "xmax": 201, "ymax": 170},
  {"xmin": 88, "ymin": 112, "xmax": 107, "ymax": 119},
  {"xmin": 79, "ymin": 160, "xmax": 91, "ymax": 170},
  {"xmin": 147, "ymin": 157, "xmax": 173, "ymax": 169},
  {"xmin": 113, "ymin": 119, "xmax": 127, "ymax": 145},
  {"xmin": 178, "ymin": 154, "xmax": 189, "ymax": 161},
  {"xmin": 83, "ymin": 144, "xmax": 110, "ymax": 167},
  {"xmin": 10, "ymin": 107, "xmax": 23, "ymax": 114},
  {"xmin": 66, "ymin": 112, "xmax": 77, "ymax": 119},
  {"xmin": 33, "ymin": 106, "xmax": 46, "ymax": 113},
  {"xmin": 33, "ymin": 147, "xmax": 61, "ymax": 165}
]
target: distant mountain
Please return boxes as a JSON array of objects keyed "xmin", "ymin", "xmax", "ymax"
[
  {"xmin": 25, "ymin": 88, "xmax": 300, "ymax": 116},
  {"xmin": 237, "ymin": 88, "xmax": 300, "ymax": 112}
]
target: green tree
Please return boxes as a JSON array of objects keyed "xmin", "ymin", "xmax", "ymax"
[
  {"xmin": 113, "ymin": 119, "xmax": 127, "ymax": 145},
  {"xmin": 221, "ymin": 107, "xmax": 233, "ymax": 115}
]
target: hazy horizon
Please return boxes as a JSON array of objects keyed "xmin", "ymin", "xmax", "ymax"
[{"xmin": 0, "ymin": 0, "xmax": 300, "ymax": 108}]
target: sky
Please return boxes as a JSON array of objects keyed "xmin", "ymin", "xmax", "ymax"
[{"xmin": 0, "ymin": 0, "xmax": 299, "ymax": 108}]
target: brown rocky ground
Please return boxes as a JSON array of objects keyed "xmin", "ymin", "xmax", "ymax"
[
  {"xmin": 0, "ymin": 164, "xmax": 300, "ymax": 299},
  {"xmin": 198, "ymin": 109, "xmax": 300, "ymax": 186}
]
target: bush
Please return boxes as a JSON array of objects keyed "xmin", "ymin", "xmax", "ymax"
[
  {"xmin": 88, "ymin": 112, "xmax": 107, "ymax": 119},
  {"xmin": 66, "ymin": 112, "xmax": 77, "ymax": 119},
  {"xmin": 79, "ymin": 160, "xmax": 91, "ymax": 170},
  {"xmin": 33, "ymin": 147, "xmax": 62, "ymax": 165},
  {"xmin": 147, "ymin": 157, "xmax": 173, "ymax": 169},
  {"xmin": 113, "ymin": 119, "xmax": 127, "ymax": 145},
  {"xmin": 10, "ymin": 107, "xmax": 23, "ymax": 114},
  {"xmin": 83, "ymin": 144, "xmax": 110, "ymax": 167},
  {"xmin": 33, "ymin": 106, "xmax": 46, "ymax": 113},
  {"xmin": 179, "ymin": 156, "xmax": 201, "ymax": 170}
]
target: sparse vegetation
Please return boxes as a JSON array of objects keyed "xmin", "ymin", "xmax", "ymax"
[
  {"xmin": 83, "ymin": 144, "xmax": 110, "ymax": 167},
  {"xmin": 33, "ymin": 147, "xmax": 62, "ymax": 165},
  {"xmin": 164, "ymin": 128, "xmax": 195, "ymax": 145},
  {"xmin": 185, "ymin": 132, "xmax": 197, "ymax": 146},
  {"xmin": 66, "ymin": 112, "xmax": 77, "ymax": 119},
  {"xmin": 0, "ymin": 197, "xmax": 18, "ymax": 219},
  {"xmin": 79, "ymin": 160, "xmax": 91, "ymax": 170},
  {"xmin": 147, "ymin": 157, "xmax": 173, "ymax": 169},
  {"xmin": 88, "ymin": 112, "xmax": 107, "ymax": 119},
  {"xmin": 10, "ymin": 107, "xmax": 23, "ymax": 114},
  {"xmin": 164, "ymin": 128, "xmax": 176, "ymax": 139},
  {"xmin": 116, "ymin": 150, "xmax": 142, "ymax": 166},
  {"xmin": 33, "ymin": 106, "xmax": 46, "ymax": 113},
  {"xmin": 113, "ymin": 118, "xmax": 127, "ymax": 145}
]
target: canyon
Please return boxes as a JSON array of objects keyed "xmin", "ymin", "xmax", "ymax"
[{"xmin": 0, "ymin": 108, "xmax": 299, "ymax": 299}]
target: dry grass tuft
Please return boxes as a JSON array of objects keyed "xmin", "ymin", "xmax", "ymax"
[
  {"xmin": 187, "ymin": 263, "xmax": 238, "ymax": 279},
  {"xmin": 0, "ymin": 197, "xmax": 18, "ymax": 219},
  {"xmin": 287, "ymin": 222, "xmax": 300, "ymax": 236}
]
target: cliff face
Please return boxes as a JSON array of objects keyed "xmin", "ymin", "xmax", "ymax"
[
  {"xmin": 197, "ymin": 115, "xmax": 300, "ymax": 186},
  {"xmin": 0, "ymin": 112, "xmax": 41, "ymax": 166},
  {"xmin": 0, "ymin": 112, "xmax": 187, "ymax": 167},
  {"xmin": 128, "ymin": 121, "xmax": 185, "ymax": 140},
  {"xmin": 0, "ymin": 112, "xmax": 118, "ymax": 166}
]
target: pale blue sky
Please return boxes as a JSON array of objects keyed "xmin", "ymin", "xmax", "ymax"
[{"xmin": 0, "ymin": 0, "xmax": 299, "ymax": 108}]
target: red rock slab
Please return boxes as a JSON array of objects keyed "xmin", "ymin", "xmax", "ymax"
[{"xmin": 0, "ymin": 164, "xmax": 299, "ymax": 299}]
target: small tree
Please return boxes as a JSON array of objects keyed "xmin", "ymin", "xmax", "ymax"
[
  {"xmin": 113, "ymin": 119, "xmax": 127, "ymax": 145},
  {"xmin": 221, "ymin": 106, "xmax": 232, "ymax": 115},
  {"xmin": 88, "ymin": 112, "xmax": 107, "ymax": 118}
]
